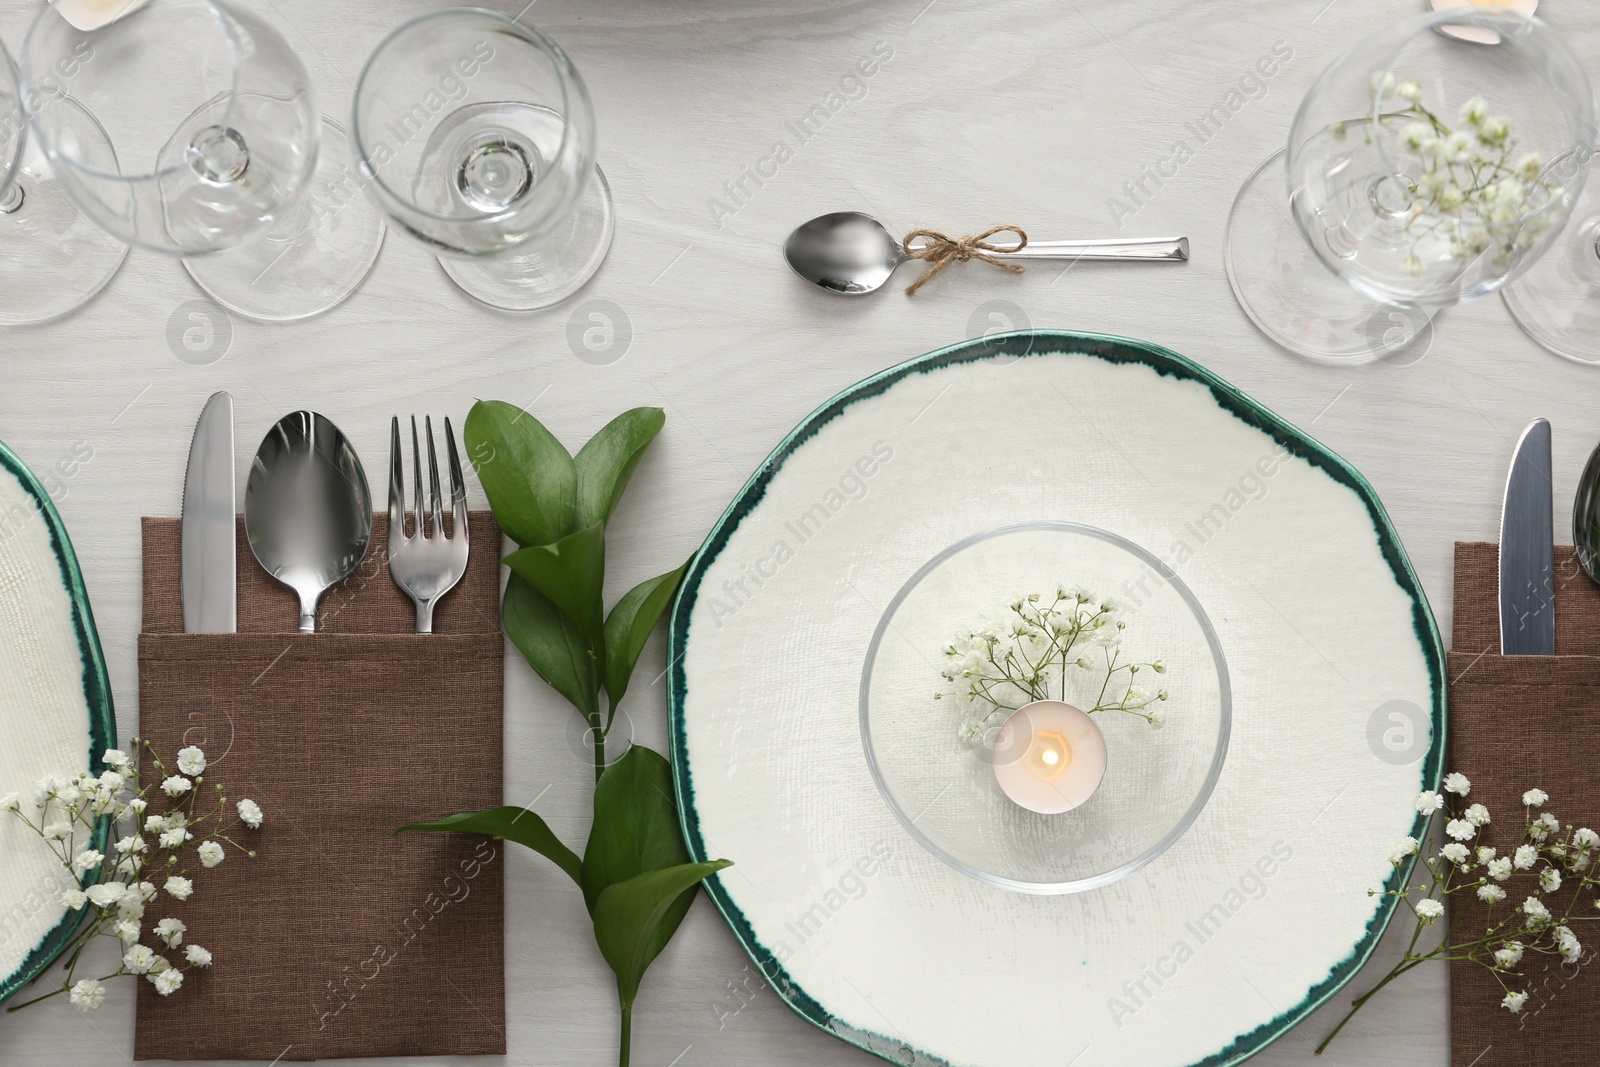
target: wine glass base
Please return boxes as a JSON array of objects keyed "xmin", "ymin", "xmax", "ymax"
[
  {"xmin": 1502, "ymin": 180, "xmax": 1600, "ymax": 365},
  {"xmin": 0, "ymin": 164, "xmax": 127, "ymax": 326},
  {"xmin": 1225, "ymin": 149, "xmax": 1436, "ymax": 366},
  {"xmin": 437, "ymin": 163, "xmax": 614, "ymax": 312},
  {"xmin": 181, "ymin": 116, "xmax": 385, "ymax": 323}
]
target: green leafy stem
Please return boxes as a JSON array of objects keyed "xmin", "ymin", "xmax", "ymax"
[{"xmin": 396, "ymin": 402, "xmax": 729, "ymax": 1067}]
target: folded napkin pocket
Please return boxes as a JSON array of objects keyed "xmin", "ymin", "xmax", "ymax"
[
  {"xmin": 1448, "ymin": 543, "xmax": 1600, "ymax": 1067},
  {"xmin": 134, "ymin": 515, "xmax": 505, "ymax": 1061}
]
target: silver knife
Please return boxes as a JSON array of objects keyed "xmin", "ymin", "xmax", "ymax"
[
  {"xmin": 181, "ymin": 392, "xmax": 237, "ymax": 633},
  {"xmin": 1499, "ymin": 418, "xmax": 1554, "ymax": 655}
]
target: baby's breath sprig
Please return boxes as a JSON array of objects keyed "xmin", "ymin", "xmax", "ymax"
[
  {"xmin": 0, "ymin": 741, "xmax": 264, "ymax": 1013},
  {"xmin": 1332, "ymin": 75, "xmax": 1563, "ymax": 273},
  {"xmin": 936, "ymin": 584, "xmax": 1170, "ymax": 747},
  {"xmin": 1317, "ymin": 776, "xmax": 1600, "ymax": 1054}
]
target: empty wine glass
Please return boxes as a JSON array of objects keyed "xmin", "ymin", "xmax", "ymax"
[
  {"xmin": 351, "ymin": 9, "xmax": 613, "ymax": 311},
  {"xmin": 1501, "ymin": 154, "xmax": 1600, "ymax": 364},
  {"xmin": 0, "ymin": 39, "xmax": 125, "ymax": 325},
  {"xmin": 20, "ymin": 0, "xmax": 384, "ymax": 322},
  {"xmin": 1226, "ymin": 9, "xmax": 1595, "ymax": 364}
]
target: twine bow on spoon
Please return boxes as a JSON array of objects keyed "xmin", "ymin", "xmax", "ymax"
[{"xmin": 901, "ymin": 225, "xmax": 1029, "ymax": 295}]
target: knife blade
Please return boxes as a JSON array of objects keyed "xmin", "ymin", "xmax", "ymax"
[
  {"xmin": 1499, "ymin": 418, "xmax": 1554, "ymax": 655},
  {"xmin": 181, "ymin": 391, "xmax": 237, "ymax": 634}
]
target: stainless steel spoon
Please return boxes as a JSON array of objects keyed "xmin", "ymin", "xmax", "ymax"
[
  {"xmin": 1574, "ymin": 438, "xmax": 1600, "ymax": 585},
  {"xmin": 783, "ymin": 211, "xmax": 1189, "ymax": 294},
  {"xmin": 245, "ymin": 411, "xmax": 372, "ymax": 633}
]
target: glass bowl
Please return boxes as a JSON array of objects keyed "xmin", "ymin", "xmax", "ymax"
[{"xmin": 859, "ymin": 521, "xmax": 1230, "ymax": 894}]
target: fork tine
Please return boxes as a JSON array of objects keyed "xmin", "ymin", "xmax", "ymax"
[
  {"xmin": 387, "ymin": 416, "xmax": 404, "ymax": 542},
  {"xmin": 410, "ymin": 416, "xmax": 425, "ymax": 538},
  {"xmin": 444, "ymin": 416, "xmax": 468, "ymax": 542},
  {"xmin": 425, "ymin": 415, "xmax": 445, "ymax": 540}
]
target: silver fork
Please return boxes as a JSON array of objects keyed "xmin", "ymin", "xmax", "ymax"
[{"xmin": 388, "ymin": 415, "xmax": 469, "ymax": 633}]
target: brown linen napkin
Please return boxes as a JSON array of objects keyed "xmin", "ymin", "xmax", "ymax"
[
  {"xmin": 1449, "ymin": 542, "xmax": 1600, "ymax": 1067},
  {"xmin": 134, "ymin": 513, "xmax": 505, "ymax": 1061}
]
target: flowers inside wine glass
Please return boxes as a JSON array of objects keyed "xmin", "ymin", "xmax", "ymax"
[
  {"xmin": 935, "ymin": 585, "xmax": 1170, "ymax": 748},
  {"xmin": 1, "ymin": 741, "xmax": 263, "ymax": 1012},
  {"xmin": 1353, "ymin": 74, "xmax": 1568, "ymax": 280}
]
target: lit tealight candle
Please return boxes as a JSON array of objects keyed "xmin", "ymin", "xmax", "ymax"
[{"xmin": 992, "ymin": 700, "xmax": 1107, "ymax": 814}]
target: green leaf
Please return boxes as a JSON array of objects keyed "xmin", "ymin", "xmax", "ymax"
[
  {"xmin": 503, "ymin": 572, "xmax": 600, "ymax": 719},
  {"xmin": 594, "ymin": 859, "xmax": 731, "ymax": 1006},
  {"xmin": 465, "ymin": 399, "xmax": 576, "ymax": 547},
  {"xmin": 503, "ymin": 522, "xmax": 607, "ymax": 647},
  {"xmin": 582, "ymin": 747, "xmax": 689, "ymax": 914},
  {"xmin": 573, "ymin": 408, "xmax": 665, "ymax": 532},
  {"xmin": 393, "ymin": 805, "xmax": 582, "ymax": 885},
  {"xmin": 603, "ymin": 562, "xmax": 688, "ymax": 709}
]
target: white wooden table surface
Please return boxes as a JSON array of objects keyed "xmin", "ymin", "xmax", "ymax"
[{"xmin": 4, "ymin": 0, "xmax": 1594, "ymax": 1063}]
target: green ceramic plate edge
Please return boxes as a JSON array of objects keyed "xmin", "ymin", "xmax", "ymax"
[
  {"xmin": 668, "ymin": 330, "xmax": 1445, "ymax": 1067},
  {"xmin": 0, "ymin": 438, "xmax": 116, "ymax": 1007}
]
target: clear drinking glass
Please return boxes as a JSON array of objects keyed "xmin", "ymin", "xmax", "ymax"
[
  {"xmin": 351, "ymin": 9, "xmax": 613, "ymax": 311},
  {"xmin": 0, "ymin": 39, "xmax": 125, "ymax": 325},
  {"xmin": 20, "ymin": 0, "xmax": 384, "ymax": 322},
  {"xmin": 1226, "ymin": 9, "xmax": 1595, "ymax": 364}
]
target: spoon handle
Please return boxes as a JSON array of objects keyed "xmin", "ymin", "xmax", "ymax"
[
  {"xmin": 985, "ymin": 237, "xmax": 1189, "ymax": 262},
  {"xmin": 297, "ymin": 590, "xmax": 319, "ymax": 634}
]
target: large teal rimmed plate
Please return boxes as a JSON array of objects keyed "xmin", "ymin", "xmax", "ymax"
[
  {"xmin": 0, "ymin": 438, "xmax": 115, "ymax": 1006},
  {"xmin": 669, "ymin": 332, "xmax": 1444, "ymax": 1067}
]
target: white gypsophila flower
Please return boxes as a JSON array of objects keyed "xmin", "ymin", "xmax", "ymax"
[
  {"xmin": 1523, "ymin": 790, "xmax": 1548, "ymax": 814},
  {"xmin": 136, "ymin": 880, "xmax": 157, "ymax": 902},
  {"xmin": 150, "ymin": 968, "xmax": 183, "ymax": 996},
  {"xmin": 1541, "ymin": 868, "xmax": 1562, "ymax": 893},
  {"xmin": 84, "ymin": 882, "xmax": 125, "ymax": 909},
  {"xmin": 122, "ymin": 945, "xmax": 157, "ymax": 974},
  {"xmin": 957, "ymin": 717, "xmax": 986, "ymax": 745},
  {"xmin": 1397, "ymin": 80, "xmax": 1422, "ymax": 103},
  {"xmin": 115, "ymin": 834, "xmax": 146, "ymax": 855},
  {"xmin": 1416, "ymin": 898, "xmax": 1444, "ymax": 924},
  {"xmin": 1574, "ymin": 828, "xmax": 1600, "ymax": 849},
  {"xmin": 237, "ymin": 799, "xmax": 263, "ymax": 829},
  {"xmin": 114, "ymin": 919, "xmax": 140, "ymax": 945},
  {"xmin": 175, "ymin": 746, "xmax": 206, "ymax": 776},
  {"xmin": 1466, "ymin": 803, "xmax": 1491, "ymax": 827},
  {"xmin": 1402, "ymin": 121, "xmax": 1432, "ymax": 152},
  {"xmin": 1441, "ymin": 842, "xmax": 1470, "ymax": 865},
  {"xmin": 126, "ymin": 797, "xmax": 147, "ymax": 816},
  {"xmin": 102, "ymin": 748, "xmax": 131, "ymax": 772},
  {"xmin": 1494, "ymin": 942, "xmax": 1524, "ymax": 968},
  {"xmin": 1479, "ymin": 883, "xmax": 1507, "ymax": 904},
  {"xmin": 1444, "ymin": 773, "xmax": 1471, "ymax": 796},
  {"xmin": 118, "ymin": 896, "xmax": 144, "ymax": 921},
  {"xmin": 60, "ymin": 889, "xmax": 86, "ymax": 911},
  {"xmin": 1460, "ymin": 96, "xmax": 1488, "ymax": 126},
  {"xmin": 184, "ymin": 944, "xmax": 212, "ymax": 967},
  {"xmin": 1479, "ymin": 116, "xmax": 1510, "ymax": 148},
  {"xmin": 72, "ymin": 850, "xmax": 104, "ymax": 873},
  {"xmin": 68, "ymin": 978, "xmax": 105, "ymax": 1013},
  {"xmin": 1502, "ymin": 990, "xmax": 1528, "ymax": 1013},
  {"xmin": 1148, "ymin": 706, "xmax": 1167, "ymax": 729},
  {"xmin": 97, "ymin": 770, "xmax": 123, "ymax": 794},
  {"xmin": 163, "ymin": 876, "xmax": 193, "ymax": 901},
  {"xmin": 44, "ymin": 821, "xmax": 72, "ymax": 841},
  {"xmin": 143, "ymin": 815, "xmax": 166, "ymax": 834},
  {"xmin": 197, "ymin": 841, "xmax": 224, "ymax": 869},
  {"xmin": 1477, "ymin": 846, "xmax": 1497, "ymax": 865},
  {"xmin": 154, "ymin": 917, "xmax": 185, "ymax": 948},
  {"xmin": 1522, "ymin": 896, "xmax": 1551, "ymax": 924},
  {"xmin": 158, "ymin": 826, "xmax": 192, "ymax": 849},
  {"xmin": 1446, "ymin": 819, "xmax": 1476, "ymax": 841},
  {"xmin": 1556, "ymin": 927, "xmax": 1582, "ymax": 963},
  {"xmin": 1416, "ymin": 790, "xmax": 1445, "ymax": 814},
  {"xmin": 1514, "ymin": 844, "xmax": 1538, "ymax": 870},
  {"xmin": 1488, "ymin": 857, "xmax": 1514, "ymax": 881},
  {"xmin": 1539, "ymin": 812, "xmax": 1559, "ymax": 831},
  {"xmin": 1388, "ymin": 836, "xmax": 1420, "ymax": 864},
  {"xmin": 0, "ymin": 792, "xmax": 21, "ymax": 812},
  {"xmin": 160, "ymin": 775, "xmax": 192, "ymax": 798}
]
